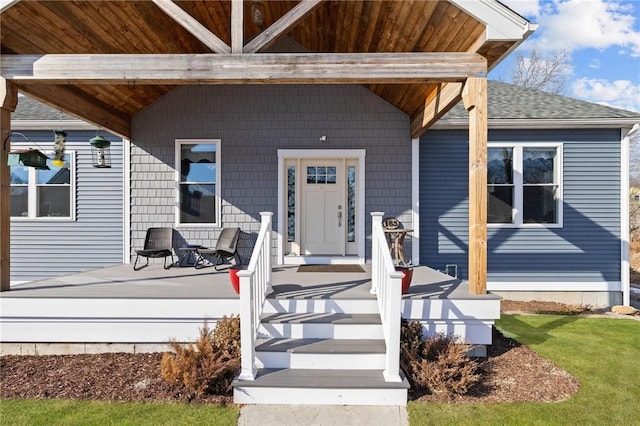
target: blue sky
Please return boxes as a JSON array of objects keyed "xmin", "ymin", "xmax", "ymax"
[{"xmin": 490, "ymin": 0, "xmax": 640, "ymax": 113}]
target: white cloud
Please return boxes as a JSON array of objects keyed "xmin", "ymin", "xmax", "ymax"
[
  {"xmin": 572, "ymin": 77, "xmax": 640, "ymax": 111},
  {"xmin": 530, "ymin": 0, "xmax": 640, "ymax": 56},
  {"xmin": 588, "ymin": 58, "xmax": 601, "ymax": 69}
]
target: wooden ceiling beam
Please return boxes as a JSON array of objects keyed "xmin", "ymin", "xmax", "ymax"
[
  {"xmin": 244, "ymin": 0, "xmax": 325, "ymax": 53},
  {"xmin": 1, "ymin": 53, "xmax": 487, "ymax": 85},
  {"xmin": 151, "ymin": 0, "xmax": 231, "ymax": 54},
  {"xmin": 410, "ymin": 82, "xmax": 464, "ymax": 138},
  {"xmin": 15, "ymin": 84, "xmax": 131, "ymax": 139},
  {"xmin": 231, "ymin": 0, "xmax": 243, "ymax": 53}
]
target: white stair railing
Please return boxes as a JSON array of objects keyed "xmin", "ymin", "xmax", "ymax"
[
  {"xmin": 371, "ymin": 212, "xmax": 403, "ymax": 383},
  {"xmin": 237, "ymin": 212, "xmax": 273, "ymax": 380}
]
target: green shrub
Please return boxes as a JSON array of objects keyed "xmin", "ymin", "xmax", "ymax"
[
  {"xmin": 400, "ymin": 319, "xmax": 481, "ymax": 397},
  {"xmin": 160, "ymin": 316, "xmax": 241, "ymax": 397}
]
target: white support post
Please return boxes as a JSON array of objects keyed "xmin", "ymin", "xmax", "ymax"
[
  {"xmin": 384, "ymin": 271, "xmax": 403, "ymax": 383},
  {"xmin": 370, "ymin": 212, "xmax": 384, "ymax": 295},
  {"xmin": 261, "ymin": 212, "xmax": 273, "ymax": 294},
  {"xmin": 238, "ymin": 272, "xmax": 256, "ymax": 380}
]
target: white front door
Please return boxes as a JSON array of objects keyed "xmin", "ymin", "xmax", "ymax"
[
  {"xmin": 278, "ymin": 149, "xmax": 365, "ymax": 264},
  {"xmin": 301, "ymin": 161, "xmax": 342, "ymax": 255}
]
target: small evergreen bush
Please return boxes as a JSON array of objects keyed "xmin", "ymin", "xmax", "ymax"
[
  {"xmin": 400, "ymin": 319, "xmax": 481, "ymax": 397},
  {"xmin": 160, "ymin": 316, "xmax": 241, "ymax": 397}
]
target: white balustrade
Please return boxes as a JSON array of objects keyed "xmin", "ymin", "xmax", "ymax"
[
  {"xmin": 237, "ymin": 212, "xmax": 273, "ymax": 381},
  {"xmin": 371, "ymin": 212, "xmax": 403, "ymax": 382}
]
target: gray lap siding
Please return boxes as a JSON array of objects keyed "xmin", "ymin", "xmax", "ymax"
[
  {"xmin": 419, "ymin": 128, "xmax": 621, "ymax": 283},
  {"xmin": 10, "ymin": 130, "xmax": 124, "ymax": 281}
]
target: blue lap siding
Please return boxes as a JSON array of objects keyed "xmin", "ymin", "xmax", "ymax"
[{"xmin": 419, "ymin": 128, "xmax": 621, "ymax": 283}]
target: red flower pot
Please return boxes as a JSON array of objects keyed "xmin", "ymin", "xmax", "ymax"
[
  {"xmin": 398, "ymin": 268, "xmax": 413, "ymax": 294},
  {"xmin": 228, "ymin": 266, "xmax": 245, "ymax": 294}
]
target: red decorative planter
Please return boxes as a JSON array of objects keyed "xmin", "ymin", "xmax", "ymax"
[
  {"xmin": 397, "ymin": 267, "xmax": 414, "ymax": 294},
  {"xmin": 228, "ymin": 266, "xmax": 245, "ymax": 294}
]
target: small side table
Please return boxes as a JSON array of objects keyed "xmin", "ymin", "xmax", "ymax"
[{"xmin": 177, "ymin": 244, "xmax": 202, "ymax": 267}]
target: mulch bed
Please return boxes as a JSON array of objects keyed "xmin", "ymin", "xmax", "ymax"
[{"xmin": 1, "ymin": 300, "xmax": 586, "ymax": 405}]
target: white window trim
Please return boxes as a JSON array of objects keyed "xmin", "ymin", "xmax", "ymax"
[
  {"xmin": 488, "ymin": 142, "xmax": 563, "ymax": 229},
  {"xmin": 174, "ymin": 139, "xmax": 221, "ymax": 228},
  {"xmin": 10, "ymin": 150, "xmax": 76, "ymax": 222}
]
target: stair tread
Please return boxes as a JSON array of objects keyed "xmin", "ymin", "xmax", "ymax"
[
  {"xmin": 234, "ymin": 368, "xmax": 409, "ymax": 390},
  {"xmin": 261, "ymin": 312, "xmax": 381, "ymax": 324},
  {"xmin": 255, "ymin": 338, "xmax": 385, "ymax": 354}
]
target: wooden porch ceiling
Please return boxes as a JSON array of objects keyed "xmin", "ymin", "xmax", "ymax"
[{"xmin": 0, "ymin": 0, "xmax": 533, "ymax": 139}]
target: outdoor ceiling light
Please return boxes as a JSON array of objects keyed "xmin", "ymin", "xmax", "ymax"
[{"xmin": 251, "ymin": 0, "xmax": 265, "ymax": 27}]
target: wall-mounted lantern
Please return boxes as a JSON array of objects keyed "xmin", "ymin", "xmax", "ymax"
[
  {"xmin": 7, "ymin": 149, "xmax": 50, "ymax": 170},
  {"xmin": 89, "ymin": 135, "xmax": 111, "ymax": 168}
]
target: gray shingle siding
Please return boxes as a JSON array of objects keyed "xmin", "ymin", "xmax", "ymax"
[
  {"xmin": 10, "ymin": 130, "xmax": 124, "ymax": 281},
  {"xmin": 131, "ymin": 85, "xmax": 413, "ymax": 261},
  {"xmin": 420, "ymin": 128, "xmax": 621, "ymax": 283}
]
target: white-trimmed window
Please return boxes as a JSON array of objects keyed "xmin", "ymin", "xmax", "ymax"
[
  {"xmin": 175, "ymin": 139, "xmax": 220, "ymax": 226},
  {"xmin": 487, "ymin": 143, "xmax": 562, "ymax": 226},
  {"xmin": 10, "ymin": 152, "xmax": 76, "ymax": 220}
]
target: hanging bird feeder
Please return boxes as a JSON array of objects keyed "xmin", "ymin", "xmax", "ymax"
[
  {"xmin": 7, "ymin": 149, "xmax": 50, "ymax": 170},
  {"xmin": 89, "ymin": 135, "xmax": 111, "ymax": 168},
  {"xmin": 52, "ymin": 129, "xmax": 67, "ymax": 168},
  {"xmin": 3, "ymin": 132, "xmax": 49, "ymax": 170}
]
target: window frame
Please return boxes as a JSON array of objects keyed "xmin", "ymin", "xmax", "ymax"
[
  {"xmin": 487, "ymin": 142, "xmax": 563, "ymax": 228},
  {"xmin": 10, "ymin": 150, "xmax": 76, "ymax": 221},
  {"xmin": 174, "ymin": 139, "xmax": 221, "ymax": 228}
]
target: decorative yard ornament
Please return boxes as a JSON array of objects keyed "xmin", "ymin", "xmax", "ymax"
[
  {"xmin": 52, "ymin": 130, "xmax": 67, "ymax": 168},
  {"xmin": 89, "ymin": 135, "xmax": 111, "ymax": 168}
]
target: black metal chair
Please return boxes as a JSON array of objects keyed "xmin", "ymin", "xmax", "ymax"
[
  {"xmin": 195, "ymin": 227, "xmax": 241, "ymax": 270},
  {"xmin": 133, "ymin": 227, "xmax": 175, "ymax": 271}
]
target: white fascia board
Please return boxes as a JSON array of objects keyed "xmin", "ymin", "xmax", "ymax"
[
  {"xmin": 431, "ymin": 118, "xmax": 640, "ymax": 130},
  {"xmin": 0, "ymin": 0, "xmax": 20, "ymax": 14},
  {"xmin": 449, "ymin": 0, "xmax": 537, "ymax": 40},
  {"xmin": 11, "ymin": 120, "xmax": 93, "ymax": 131}
]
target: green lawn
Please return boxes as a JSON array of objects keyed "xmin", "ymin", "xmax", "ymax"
[
  {"xmin": 0, "ymin": 399, "xmax": 238, "ymax": 426},
  {"xmin": 409, "ymin": 314, "xmax": 640, "ymax": 426}
]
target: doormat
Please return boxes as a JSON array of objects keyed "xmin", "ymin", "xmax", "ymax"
[{"xmin": 297, "ymin": 264, "xmax": 365, "ymax": 273}]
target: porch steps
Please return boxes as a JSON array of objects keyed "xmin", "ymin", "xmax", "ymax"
[
  {"xmin": 254, "ymin": 338, "xmax": 386, "ymax": 369},
  {"xmin": 233, "ymin": 298, "xmax": 409, "ymax": 405},
  {"xmin": 258, "ymin": 312, "xmax": 384, "ymax": 339}
]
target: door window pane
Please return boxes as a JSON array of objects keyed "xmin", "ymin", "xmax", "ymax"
[
  {"xmin": 287, "ymin": 166, "xmax": 296, "ymax": 242},
  {"xmin": 306, "ymin": 165, "xmax": 336, "ymax": 185},
  {"xmin": 347, "ymin": 166, "xmax": 356, "ymax": 242}
]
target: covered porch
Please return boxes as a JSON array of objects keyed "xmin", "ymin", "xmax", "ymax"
[{"xmin": 0, "ymin": 262, "xmax": 499, "ymax": 354}]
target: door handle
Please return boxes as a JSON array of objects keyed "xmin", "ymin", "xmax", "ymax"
[{"xmin": 337, "ymin": 211, "xmax": 342, "ymax": 227}]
